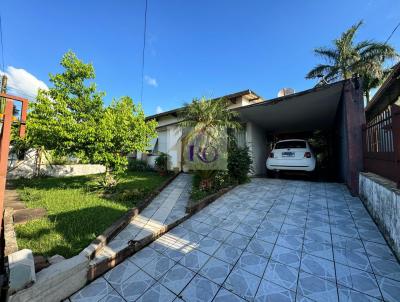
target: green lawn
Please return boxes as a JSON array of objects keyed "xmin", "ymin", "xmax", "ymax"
[{"xmin": 12, "ymin": 171, "xmax": 169, "ymax": 258}]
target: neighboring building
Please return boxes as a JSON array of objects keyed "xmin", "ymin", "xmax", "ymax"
[{"xmin": 138, "ymin": 80, "xmax": 365, "ymax": 195}]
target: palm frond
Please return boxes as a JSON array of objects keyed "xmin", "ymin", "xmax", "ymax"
[
  {"xmin": 314, "ymin": 47, "xmax": 338, "ymax": 63},
  {"xmin": 305, "ymin": 64, "xmax": 335, "ymax": 79}
]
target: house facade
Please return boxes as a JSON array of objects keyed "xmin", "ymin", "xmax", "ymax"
[
  {"xmin": 138, "ymin": 90, "xmax": 265, "ymax": 173},
  {"xmin": 139, "ymin": 80, "xmax": 365, "ymax": 195}
]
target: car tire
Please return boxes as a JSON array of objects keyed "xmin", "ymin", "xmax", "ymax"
[{"xmin": 266, "ymin": 170, "xmax": 275, "ymax": 178}]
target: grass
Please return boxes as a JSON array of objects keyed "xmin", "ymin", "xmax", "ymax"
[{"xmin": 12, "ymin": 171, "xmax": 170, "ymax": 258}]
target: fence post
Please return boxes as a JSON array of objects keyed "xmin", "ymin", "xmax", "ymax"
[{"xmin": 392, "ymin": 105, "xmax": 400, "ymax": 188}]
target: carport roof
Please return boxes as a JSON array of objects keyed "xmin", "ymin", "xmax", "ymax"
[{"xmin": 236, "ymin": 80, "xmax": 346, "ymax": 133}]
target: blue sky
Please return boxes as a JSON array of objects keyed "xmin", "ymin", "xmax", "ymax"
[{"xmin": 1, "ymin": 0, "xmax": 399, "ymax": 115}]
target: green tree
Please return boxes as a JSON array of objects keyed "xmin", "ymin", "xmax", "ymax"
[
  {"xmin": 179, "ymin": 97, "xmax": 241, "ymax": 188},
  {"xmin": 27, "ymin": 51, "xmax": 157, "ymax": 176},
  {"xmin": 306, "ymin": 21, "xmax": 397, "ymax": 102},
  {"xmin": 94, "ymin": 96, "xmax": 157, "ymax": 173},
  {"xmin": 28, "ymin": 51, "xmax": 104, "ymax": 158},
  {"xmin": 179, "ymin": 97, "xmax": 241, "ymax": 142}
]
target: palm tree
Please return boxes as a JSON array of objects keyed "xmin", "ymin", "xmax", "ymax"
[
  {"xmin": 179, "ymin": 97, "xmax": 241, "ymax": 189},
  {"xmin": 306, "ymin": 21, "xmax": 397, "ymax": 102}
]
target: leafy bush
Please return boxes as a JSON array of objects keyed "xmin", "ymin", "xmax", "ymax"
[
  {"xmin": 190, "ymin": 170, "xmax": 231, "ymax": 201},
  {"xmin": 155, "ymin": 152, "xmax": 168, "ymax": 172},
  {"xmin": 128, "ymin": 159, "xmax": 152, "ymax": 172},
  {"xmin": 228, "ymin": 141, "xmax": 252, "ymax": 184}
]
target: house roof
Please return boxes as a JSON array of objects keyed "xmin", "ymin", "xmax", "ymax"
[
  {"xmin": 365, "ymin": 62, "xmax": 400, "ymax": 119},
  {"xmin": 146, "ymin": 89, "xmax": 263, "ymax": 120},
  {"xmin": 234, "ymin": 80, "xmax": 348, "ymax": 133}
]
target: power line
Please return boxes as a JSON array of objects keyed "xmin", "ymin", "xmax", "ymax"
[
  {"xmin": 385, "ymin": 20, "xmax": 400, "ymax": 44},
  {"xmin": 0, "ymin": 14, "xmax": 5, "ymax": 72},
  {"xmin": 139, "ymin": 0, "xmax": 148, "ymax": 104}
]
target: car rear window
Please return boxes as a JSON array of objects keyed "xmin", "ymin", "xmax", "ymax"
[{"xmin": 275, "ymin": 141, "xmax": 306, "ymax": 149}]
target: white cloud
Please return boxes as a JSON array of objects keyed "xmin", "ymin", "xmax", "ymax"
[
  {"xmin": 144, "ymin": 75, "xmax": 158, "ymax": 87},
  {"xmin": 0, "ymin": 66, "xmax": 48, "ymax": 99},
  {"xmin": 156, "ymin": 106, "xmax": 164, "ymax": 114}
]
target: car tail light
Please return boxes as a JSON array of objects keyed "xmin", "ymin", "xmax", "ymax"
[
  {"xmin": 304, "ymin": 152, "xmax": 312, "ymax": 158},
  {"xmin": 270, "ymin": 152, "xmax": 274, "ymax": 158}
]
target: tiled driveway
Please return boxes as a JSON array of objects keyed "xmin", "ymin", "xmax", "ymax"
[{"xmin": 70, "ymin": 178, "xmax": 400, "ymax": 302}]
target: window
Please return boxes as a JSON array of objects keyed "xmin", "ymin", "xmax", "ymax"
[{"xmin": 275, "ymin": 141, "xmax": 306, "ymax": 149}]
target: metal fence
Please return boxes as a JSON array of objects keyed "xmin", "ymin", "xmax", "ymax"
[{"xmin": 363, "ymin": 104, "xmax": 400, "ymax": 187}]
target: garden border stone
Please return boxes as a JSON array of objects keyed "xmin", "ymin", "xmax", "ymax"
[
  {"xmin": 185, "ymin": 185, "xmax": 235, "ymax": 214},
  {"xmin": 4, "ymin": 207, "xmax": 18, "ymax": 256}
]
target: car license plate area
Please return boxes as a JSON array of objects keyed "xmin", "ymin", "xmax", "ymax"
[{"xmin": 282, "ymin": 152, "xmax": 295, "ymax": 157}]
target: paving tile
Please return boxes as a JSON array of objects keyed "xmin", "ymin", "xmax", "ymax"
[
  {"xmin": 98, "ymin": 289, "xmax": 125, "ymax": 302},
  {"xmin": 224, "ymin": 267, "xmax": 261, "ymax": 301},
  {"xmin": 213, "ymin": 287, "xmax": 246, "ymax": 302},
  {"xmin": 276, "ymin": 234, "xmax": 303, "ymax": 251},
  {"xmin": 333, "ymin": 247, "xmax": 373, "ymax": 272},
  {"xmin": 214, "ymin": 243, "xmax": 243, "ymax": 265},
  {"xmin": 128, "ymin": 247, "xmax": 159, "ymax": 268},
  {"xmin": 337, "ymin": 285, "xmax": 381, "ymax": 302},
  {"xmin": 225, "ymin": 232, "xmax": 251, "ymax": 250},
  {"xmin": 254, "ymin": 228, "xmax": 279, "ymax": 244},
  {"xmin": 363, "ymin": 241, "xmax": 397, "ymax": 261},
  {"xmin": 331, "ymin": 234, "xmax": 365, "ymax": 254},
  {"xmin": 335, "ymin": 263, "xmax": 381, "ymax": 300},
  {"xmin": 369, "ymin": 256, "xmax": 400, "ymax": 281},
  {"xmin": 245, "ymin": 237, "xmax": 274, "ymax": 258},
  {"xmin": 255, "ymin": 279, "xmax": 296, "ymax": 302},
  {"xmin": 280, "ymin": 223, "xmax": 305, "ymax": 236},
  {"xmin": 303, "ymin": 240, "xmax": 333, "ymax": 261},
  {"xmin": 104, "ymin": 260, "xmax": 140, "ymax": 287},
  {"xmin": 142, "ymin": 253, "xmax": 176, "ymax": 280},
  {"xmin": 178, "ymin": 249, "xmax": 210, "ymax": 272},
  {"xmin": 197, "ymin": 236, "xmax": 222, "ymax": 256},
  {"xmin": 135, "ymin": 282, "xmax": 176, "ymax": 302},
  {"xmin": 235, "ymin": 251, "xmax": 269, "ymax": 277},
  {"xmin": 70, "ymin": 277, "xmax": 114, "ymax": 302},
  {"xmin": 234, "ymin": 223, "xmax": 258, "ymax": 238},
  {"xmin": 115, "ymin": 269, "xmax": 156, "ymax": 301},
  {"xmin": 300, "ymin": 254, "xmax": 336, "ymax": 282},
  {"xmin": 330, "ymin": 224, "xmax": 359, "ymax": 238},
  {"xmin": 159, "ymin": 263, "xmax": 195, "ymax": 295},
  {"xmin": 271, "ymin": 245, "xmax": 301, "ymax": 269},
  {"xmin": 358, "ymin": 229, "xmax": 386, "ymax": 245},
  {"xmin": 376, "ymin": 275, "xmax": 400, "ymax": 302},
  {"xmin": 199, "ymin": 256, "xmax": 233, "ymax": 285},
  {"xmin": 306, "ymin": 220, "xmax": 330, "ymax": 233},
  {"xmin": 263, "ymin": 259, "xmax": 298, "ymax": 292},
  {"xmin": 304, "ymin": 229, "xmax": 332, "ymax": 244},
  {"xmin": 180, "ymin": 274, "xmax": 219, "ymax": 302},
  {"xmin": 207, "ymin": 228, "xmax": 232, "ymax": 242},
  {"xmin": 297, "ymin": 271, "xmax": 338, "ymax": 302}
]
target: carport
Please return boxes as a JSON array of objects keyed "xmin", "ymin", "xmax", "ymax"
[{"xmin": 236, "ymin": 79, "xmax": 365, "ymax": 195}]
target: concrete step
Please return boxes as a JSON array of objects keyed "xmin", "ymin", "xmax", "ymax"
[
  {"xmin": 13, "ymin": 208, "xmax": 47, "ymax": 224},
  {"xmin": 5, "ymin": 202, "xmax": 26, "ymax": 210}
]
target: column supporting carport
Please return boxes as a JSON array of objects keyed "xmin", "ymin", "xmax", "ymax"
[{"xmin": 342, "ymin": 78, "xmax": 365, "ymax": 196}]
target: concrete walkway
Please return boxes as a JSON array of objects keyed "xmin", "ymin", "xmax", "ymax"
[
  {"xmin": 92, "ymin": 173, "xmax": 193, "ymax": 264},
  {"xmin": 70, "ymin": 178, "xmax": 400, "ymax": 302},
  {"xmin": 5, "ymin": 188, "xmax": 47, "ymax": 224}
]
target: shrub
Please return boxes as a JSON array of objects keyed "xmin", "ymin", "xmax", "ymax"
[
  {"xmin": 228, "ymin": 141, "xmax": 252, "ymax": 184},
  {"xmin": 155, "ymin": 152, "xmax": 168, "ymax": 173},
  {"xmin": 128, "ymin": 159, "xmax": 151, "ymax": 172},
  {"xmin": 190, "ymin": 170, "xmax": 231, "ymax": 201}
]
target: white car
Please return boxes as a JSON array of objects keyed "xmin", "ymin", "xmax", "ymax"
[{"xmin": 266, "ymin": 139, "xmax": 316, "ymax": 173}]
